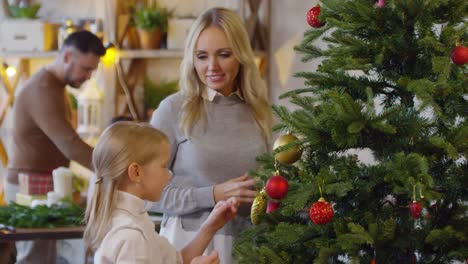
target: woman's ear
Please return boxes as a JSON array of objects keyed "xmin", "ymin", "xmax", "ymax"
[{"xmin": 127, "ymin": 162, "xmax": 142, "ymax": 183}]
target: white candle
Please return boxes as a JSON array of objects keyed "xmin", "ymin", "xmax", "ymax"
[{"xmin": 52, "ymin": 167, "xmax": 74, "ymax": 199}]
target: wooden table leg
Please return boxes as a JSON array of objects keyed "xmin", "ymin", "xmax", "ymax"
[{"xmin": 0, "ymin": 241, "xmax": 17, "ymax": 264}]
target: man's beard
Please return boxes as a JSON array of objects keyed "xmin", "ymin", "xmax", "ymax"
[
  {"xmin": 63, "ymin": 62, "xmax": 86, "ymax": 88},
  {"xmin": 64, "ymin": 71, "xmax": 82, "ymax": 88}
]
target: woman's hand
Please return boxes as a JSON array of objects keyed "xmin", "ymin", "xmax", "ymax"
[
  {"xmin": 213, "ymin": 174, "xmax": 257, "ymax": 203},
  {"xmin": 202, "ymin": 197, "xmax": 239, "ymax": 233},
  {"xmin": 190, "ymin": 251, "xmax": 219, "ymax": 264}
]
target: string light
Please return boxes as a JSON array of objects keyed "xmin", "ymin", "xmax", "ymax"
[
  {"xmin": 2, "ymin": 63, "xmax": 17, "ymax": 77},
  {"xmin": 6, "ymin": 66, "xmax": 16, "ymax": 77},
  {"xmin": 101, "ymin": 43, "xmax": 118, "ymax": 66}
]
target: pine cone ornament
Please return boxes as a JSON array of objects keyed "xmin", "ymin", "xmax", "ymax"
[
  {"xmin": 309, "ymin": 197, "xmax": 334, "ymax": 225},
  {"xmin": 251, "ymin": 189, "xmax": 267, "ymax": 225}
]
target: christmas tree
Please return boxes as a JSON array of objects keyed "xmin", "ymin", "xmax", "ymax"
[{"xmin": 234, "ymin": 0, "xmax": 467, "ymax": 263}]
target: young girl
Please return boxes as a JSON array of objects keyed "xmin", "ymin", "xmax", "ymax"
[{"xmin": 84, "ymin": 122, "xmax": 239, "ymax": 264}]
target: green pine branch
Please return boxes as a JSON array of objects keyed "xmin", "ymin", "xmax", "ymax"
[{"xmin": 236, "ymin": 0, "xmax": 468, "ymax": 262}]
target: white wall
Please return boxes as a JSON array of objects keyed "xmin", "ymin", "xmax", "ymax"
[{"xmin": 269, "ymin": 0, "xmax": 322, "ymax": 108}]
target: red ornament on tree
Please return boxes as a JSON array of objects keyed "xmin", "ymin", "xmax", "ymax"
[
  {"xmin": 306, "ymin": 5, "xmax": 324, "ymax": 28},
  {"xmin": 409, "ymin": 201, "xmax": 422, "ymax": 219},
  {"xmin": 265, "ymin": 174, "xmax": 289, "ymax": 200},
  {"xmin": 375, "ymin": 0, "xmax": 385, "ymax": 8},
  {"xmin": 451, "ymin": 45, "xmax": 468, "ymax": 65},
  {"xmin": 309, "ymin": 197, "xmax": 334, "ymax": 225},
  {"xmin": 370, "ymin": 258, "xmax": 376, "ymax": 264},
  {"xmin": 266, "ymin": 200, "xmax": 280, "ymax": 213}
]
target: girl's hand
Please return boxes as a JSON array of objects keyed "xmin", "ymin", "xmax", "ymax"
[
  {"xmin": 213, "ymin": 174, "xmax": 257, "ymax": 203},
  {"xmin": 190, "ymin": 251, "xmax": 219, "ymax": 264},
  {"xmin": 202, "ymin": 197, "xmax": 239, "ymax": 233}
]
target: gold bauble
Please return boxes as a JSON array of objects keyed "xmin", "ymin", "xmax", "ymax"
[
  {"xmin": 273, "ymin": 133, "xmax": 302, "ymax": 164},
  {"xmin": 250, "ymin": 189, "xmax": 267, "ymax": 225}
]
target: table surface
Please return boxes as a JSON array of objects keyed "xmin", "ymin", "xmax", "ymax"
[
  {"xmin": 0, "ymin": 226, "xmax": 84, "ymax": 241},
  {"xmin": 0, "ymin": 215, "xmax": 162, "ymax": 241}
]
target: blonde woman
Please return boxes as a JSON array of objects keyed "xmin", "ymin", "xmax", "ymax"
[
  {"xmin": 150, "ymin": 7, "xmax": 273, "ymax": 264},
  {"xmin": 84, "ymin": 122, "xmax": 239, "ymax": 264}
]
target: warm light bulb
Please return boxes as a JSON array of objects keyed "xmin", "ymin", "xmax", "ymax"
[
  {"xmin": 6, "ymin": 66, "xmax": 17, "ymax": 77},
  {"xmin": 101, "ymin": 45, "xmax": 118, "ymax": 66},
  {"xmin": 254, "ymin": 56, "xmax": 262, "ymax": 68}
]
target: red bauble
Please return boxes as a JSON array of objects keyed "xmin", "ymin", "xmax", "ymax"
[
  {"xmin": 409, "ymin": 201, "xmax": 422, "ymax": 219},
  {"xmin": 306, "ymin": 5, "xmax": 324, "ymax": 28},
  {"xmin": 451, "ymin": 45, "xmax": 468, "ymax": 65},
  {"xmin": 375, "ymin": 0, "xmax": 385, "ymax": 8},
  {"xmin": 266, "ymin": 200, "xmax": 280, "ymax": 213},
  {"xmin": 309, "ymin": 198, "xmax": 334, "ymax": 225},
  {"xmin": 370, "ymin": 258, "xmax": 376, "ymax": 264},
  {"xmin": 265, "ymin": 175, "xmax": 289, "ymax": 200}
]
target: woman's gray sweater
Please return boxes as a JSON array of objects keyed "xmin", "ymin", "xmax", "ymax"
[{"xmin": 150, "ymin": 91, "xmax": 268, "ymax": 235}]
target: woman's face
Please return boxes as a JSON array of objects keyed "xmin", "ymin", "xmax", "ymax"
[{"xmin": 193, "ymin": 25, "xmax": 240, "ymax": 96}]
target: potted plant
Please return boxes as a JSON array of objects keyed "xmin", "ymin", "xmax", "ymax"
[
  {"xmin": 133, "ymin": 2, "xmax": 170, "ymax": 49},
  {"xmin": 8, "ymin": 2, "xmax": 41, "ymax": 18},
  {"xmin": 143, "ymin": 78, "xmax": 178, "ymax": 119}
]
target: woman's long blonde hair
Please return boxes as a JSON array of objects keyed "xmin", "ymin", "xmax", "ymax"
[
  {"xmin": 83, "ymin": 121, "xmax": 168, "ymax": 250},
  {"xmin": 179, "ymin": 7, "xmax": 272, "ymax": 141}
]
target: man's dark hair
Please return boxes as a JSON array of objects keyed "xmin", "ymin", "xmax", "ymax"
[{"xmin": 63, "ymin": 30, "xmax": 106, "ymax": 56}]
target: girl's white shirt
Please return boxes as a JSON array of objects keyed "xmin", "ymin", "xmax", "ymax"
[{"xmin": 94, "ymin": 191, "xmax": 183, "ymax": 264}]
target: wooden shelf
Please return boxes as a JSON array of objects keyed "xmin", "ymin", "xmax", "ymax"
[
  {"xmin": 0, "ymin": 50, "xmax": 58, "ymax": 59},
  {"xmin": 119, "ymin": 49, "xmax": 184, "ymax": 59},
  {"xmin": 0, "ymin": 49, "xmax": 185, "ymax": 59},
  {"xmin": 0, "ymin": 49, "xmax": 265, "ymax": 60}
]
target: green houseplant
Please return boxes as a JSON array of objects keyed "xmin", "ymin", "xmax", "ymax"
[
  {"xmin": 8, "ymin": 3, "xmax": 41, "ymax": 18},
  {"xmin": 143, "ymin": 78, "xmax": 178, "ymax": 119},
  {"xmin": 133, "ymin": 2, "xmax": 171, "ymax": 49}
]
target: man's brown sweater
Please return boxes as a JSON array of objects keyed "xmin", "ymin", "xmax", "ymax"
[{"xmin": 7, "ymin": 68, "xmax": 93, "ymax": 184}]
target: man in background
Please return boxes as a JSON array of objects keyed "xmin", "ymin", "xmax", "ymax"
[{"xmin": 4, "ymin": 30, "xmax": 105, "ymax": 264}]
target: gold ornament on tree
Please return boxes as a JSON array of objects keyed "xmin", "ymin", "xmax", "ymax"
[
  {"xmin": 273, "ymin": 133, "xmax": 302, "ymax": 164},
  {"xmin": 250, "ymin": 188, "xmax": 267, "ymax": 225}
]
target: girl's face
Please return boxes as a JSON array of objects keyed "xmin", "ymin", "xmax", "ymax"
[
  {"xmin": 193, "ymin": 25, "xmax": 240, "ymax": 96},
  {"xmin": 140, "ymin": 141, "xmax": 171, "ymax": 202}
]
